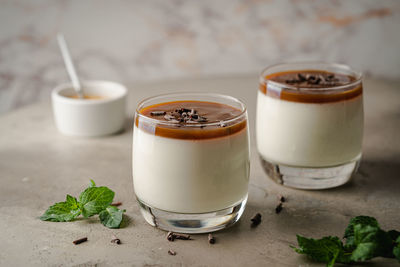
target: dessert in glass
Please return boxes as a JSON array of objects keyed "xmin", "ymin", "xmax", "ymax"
[
  {"xmin": 133, "ymin": 93, "xmax": 250, "ymax": 233},
  {"xmin": 257, "ymin": 62, "xmax": 363, "ymax": 189}
]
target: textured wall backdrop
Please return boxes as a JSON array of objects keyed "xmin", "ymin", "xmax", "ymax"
[{"xmin": 0, "ymin": 0, "xmax": 399, "ymax": 113}]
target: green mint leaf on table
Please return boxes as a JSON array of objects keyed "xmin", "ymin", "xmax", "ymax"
[
  {"xmin": 99, "ymin": 206, "xmax": 126, "ymax": 229},
  {"xmin": 40, "ymin": 180, "xmax": 124, "ymax": 229},
  {"xmin": 291, "ymin": 235, "xmax": 349, "ymax": 267},
  {"xmin": 292, "ymin": 216, "xmax": 400, "ymax": 266},
  {"xmin": 40, "ymin": 195, "xmax": 81, "ymax": 222},
  {"xmin": 394, "ymin": 237, "xmax": 400, "ymax": 262},
  {"xmin": 89, "ymin": 179, "xmax": 96, "ymax": 187},
  {"xmin": 388, "ymin": 230, "xmax": 400, "ymax": 241},
  {"xmin": 79, "ymin": 186, "xmax": 115, "ymax": 218},
  {"xmin": 344, "ymin": 215, "xmax": 379, "ymax": 248},
  {"xmin": 350, "ymin": 224, "xmax": 393, "ymax": 261}
]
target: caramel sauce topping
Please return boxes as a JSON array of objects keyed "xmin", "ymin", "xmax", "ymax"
[
  {"xmin": 136, "ymin": 100, "xmax": 247, "ymax": 140},
  {"xmin": 259, "ymin": 70, "xmax": 362, "ymax": 103}
]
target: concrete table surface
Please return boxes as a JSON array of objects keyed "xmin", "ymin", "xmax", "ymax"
[{"xmin": 0, "ymin": 75, "xmax": 399, "ymax": 266}]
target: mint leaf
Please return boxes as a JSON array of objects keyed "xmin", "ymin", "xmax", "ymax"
[
  {"xmin": 388, "ymin": 230, "xmax": 400, "ymax": 241},
  {"xmin": 79, "ymin": 186, "xmax": 114, "ymax": 218},
  {"xmin": 349, "ymin": 223, "xmax": 394, "ymax": 261},
  {"xmin": 350, "ymin": 224, "xmax": 380, "ymax": 261},
  {"xmin": 394, "ymin": 237, "xmax": 400, "ymax": 262},
  {"xmin": 292, "ymin": 216, "xmax": 400, "ymax": 266},
  {"xmin": 89, "ymin": 179, "xmax": 96, "ymax": 187},
  {"xmin": 40, "ymin": 195, "xmax": 81, "ymax": 222},
  {"xmin": 344, "ymin": 216, "xmax": 379, "ymax": 248},
  {"xmin": 291, "ymin": 235, "xmax": 346, "ymax": 266},
  {"xmin": 99, "ymin": 206, "xmax": 125, "ymax": 229},
  {"xmin": 66, "ymin": 194, "xmax": 79, "ymax": 209}
]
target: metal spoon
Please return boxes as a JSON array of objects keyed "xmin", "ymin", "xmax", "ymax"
[{"xmin": 57, "ymin": 33, "xmax": 84, "ymax": 99}]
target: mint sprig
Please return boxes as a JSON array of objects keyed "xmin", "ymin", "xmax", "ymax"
[
  {"xmin": 291, "ymin": 216, "xmax": 400, "ymax": 266},
  {"xmin": 40, "ymin": 180, "xmax": 124, "ymax": 229},
  {"xmin": 99, "ymin": 206, "xmax": 126, "ymax": 229}
]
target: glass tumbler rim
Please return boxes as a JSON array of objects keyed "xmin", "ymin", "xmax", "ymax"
[
  {"xmin": 135, "ymin": 92, "xmax": 248, "ymax": 128},
  {"xmin": 260, "ymin": 61, "xmax": 363, "ymax": 93}
]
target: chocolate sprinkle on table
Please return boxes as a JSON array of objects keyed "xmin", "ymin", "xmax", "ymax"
[
  {"xmin": 167, "ymin": 232, "xmax": 191, "ymax": 241},
  {"xmin": 208, "ymin": 234, "xmax": 216, "ymax": 244},
  {"xmin": 275, "ymin": 202, "xmax": 283, "ymax": 214},
  {"xmin": 251, "ymin": 213, "xmax": 262, "ymax": 227},
  {"xmin": 72, "ymin": 237, "xmax": 88, "ymax": 245},
  {"xmin": 168, "ymin": 249, "xmax": 177, "ymax": 256},
  {"xmin": 111, "ymin": 234, "xmax": 121, "ymax": 244}
]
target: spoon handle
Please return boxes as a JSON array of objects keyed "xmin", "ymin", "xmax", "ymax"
[{"xmin": 57, "ymin": 33, "xmax": 84, "ymax": 98}]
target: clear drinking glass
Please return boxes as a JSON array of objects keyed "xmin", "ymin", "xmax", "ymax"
[
  {"xmin": 133, "ymin": 93, "xmax": 250, "ymax": 233},
  {"xmin": 256, "ymin": 62, "xmax": 363, "ymax": 189}
]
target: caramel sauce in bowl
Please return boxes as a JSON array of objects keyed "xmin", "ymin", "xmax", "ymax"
[{"xmin": 51, "ymin": 80, "xmax": 127, "ymax": 136}]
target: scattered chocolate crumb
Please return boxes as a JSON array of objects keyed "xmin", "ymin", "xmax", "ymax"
[
  {"xmin": 175, "ymin": 233, "xmax": 191, "ymax": 240},
  {"xmin": 275, "ymin": 202, "xmax": 283, "ymax": 214},
  {"xmin": 251, "ymin": 213, "xmax": 262, "ymax": 227},
  {"xmin": 110, "ymin": 202, "xmax": 122, "ymax": 207},
  {"xmin": 168, "ymin": 249, "xmax": 177, "ymax": 256},
  {"xmin": 208, "ymin": 234, "xmax": 216, "ymax": 244},
  {"xmin": 167, "ymin": 232, "xmax": 175, "ymax": 241},
  {"xmin": 73, "ymin": 237, "xmax": 88, "ymax": 245},
  {"xmin": 277, "ymin": 195, "xmax": 286, "ymax": 203},
  {"xmin": 111, "ymin": 234, "xmax": 121, "ymax": 244},
  {"xmin": 150, "ymin": 111, "xmax": 166, "ymax": 116},
  {"xmin": 167, "ymin": 232, "xmax": 191, "ymax": 241}
]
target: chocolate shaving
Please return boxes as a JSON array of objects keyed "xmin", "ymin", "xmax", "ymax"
[
  {"xmin": 111, "ymin": 234, "xmax": 121, "ymax": 244},
  {"xmin": 197, "ymin": 116, "xmax": 208, "ymax": 122},
  {"xmin": 297, "ymin": 73, "xmax": 306, "ymax": 81},
  {"xmin": 110, "ymin": 202, "xmax": 122, "ymax": 207},
  {"xmin": 285, "ymin": 72, "xmax": 344, "ymax": 87},
  {"xmin": 161, "ymin": 107, "xmax": 208, "ymax": 125},
  {"xmin": 150, "ymin": 111, "xmax": 166, "ymax": 116},
  {"xmin": 73, "ymin": 237, "xmax": 88, "ymax": 245},
  {"xmin": 275, "ymin": 202, "xmax": 283, "ymax": 214},
  {"xmin": 167, "ymin": 232, "xmax": 191, "ymax": 241},
  {"xmin": 251, "ymin": 213, "xmax": 262, "ymax": 227},
  {"xmin": 208, "ymin": 234, "xmax": 216, "ymax": 244},
  {"xmin": 168, "ymin": 249, "xmax": 177, "ymax": 256},
  {"xmin": 277, "ymin": 195, "xmax": 286, "ymax": 203}
]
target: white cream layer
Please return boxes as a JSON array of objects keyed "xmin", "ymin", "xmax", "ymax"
[
  {"xmin": 256, "ymin": 91, "xmax": 363, "ymax": 167},
  {"xmin": 132, "ymin": 125, "xmax": 250, "ymax": 213}
]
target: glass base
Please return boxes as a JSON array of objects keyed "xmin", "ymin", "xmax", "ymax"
[
  {"xmin": 259, "ymin": 155, "xmax": 361, "ymax": 190},
  {"xmin": 137, "ymin": 197, "xmax": 247, "ymax": 234}
]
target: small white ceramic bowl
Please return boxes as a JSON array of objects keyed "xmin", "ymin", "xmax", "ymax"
[{"xmin": 52, "ymin": 80, "xmax": 127, "ymax": 137}]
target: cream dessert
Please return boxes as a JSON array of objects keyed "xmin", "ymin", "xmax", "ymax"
[
  {"xmin": 256, "ymin": 64, "xmax": 363, "ymax": 189},
  {"xmin": 133, "ymin": 98, "xmax": 250, "ymax": 216}
]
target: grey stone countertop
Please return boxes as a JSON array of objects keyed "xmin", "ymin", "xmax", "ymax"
[{"xmin": 0, "ymin": 75, "xmax": 399, "ymax": 266}]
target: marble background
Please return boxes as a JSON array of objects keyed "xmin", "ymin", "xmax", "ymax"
[{"xmin": 0, "ymin": 0, "xmax": 399, "ymax": 113}]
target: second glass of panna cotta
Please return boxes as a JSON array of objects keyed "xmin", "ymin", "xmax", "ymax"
[
  {"xmin": 133, "ymin": 93, "xmax": 250, "ymax": 233},
  {"xmin": 257, "ymin": 62, "xmax": 363, "ymax": 189}
]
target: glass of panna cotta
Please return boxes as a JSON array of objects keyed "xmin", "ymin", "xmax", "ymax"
[
  {"xmin": 133, "ymin": 93, "xmax": 250, "ymax": 233},
  {"xmin": 257, "ymin": 62, "xmax": 363, "ymax": 189}
]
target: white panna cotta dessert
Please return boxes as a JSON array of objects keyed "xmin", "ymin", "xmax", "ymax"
[
  {"xmin": 256, "ymin": 63, "xmax": 363, "ymax": 189},
  {"xmin": 133, "ymin": 93, "xmax": 250, "ymax": 233}
]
